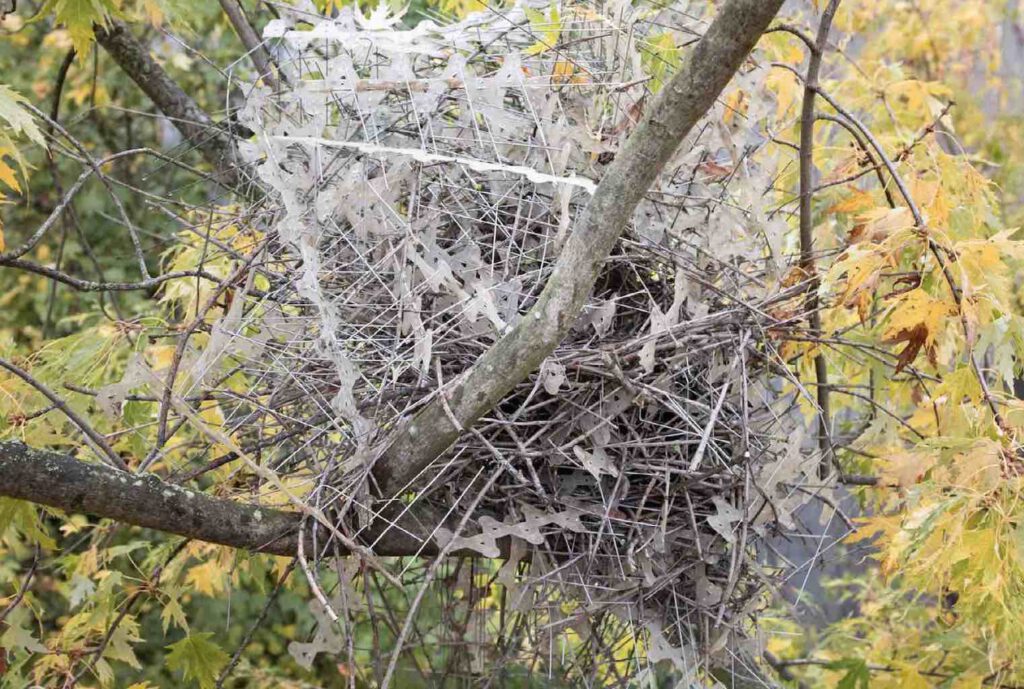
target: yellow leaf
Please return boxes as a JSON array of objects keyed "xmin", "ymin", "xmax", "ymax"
[
  {"xmin": 0, "ymin": 156, "xmax": 20, "ymax": 193},
  {"xmin": 947, "ymin": 439, "xmax": 1002, "ymax": 491},
  {"xmin": 853, "ymin": 206, "xmax": 915, "ymax": 243},
  {"xmin": 829, "ymin": 244, "xmax": 891, "ymax": 320},
  {"xmin": 722, "ymin": 88, "xmax": 746, "ymax": 125},
  {"xmin": 146, "ymin": 344, "xmax": 177, "ymax": 371},
  {"xmin": 881, "ymin": 450, "xmax": 933, "ymax": 487},
  {"xmin": 767, "ymin": 66, "xmax": 801, "ymax": 119},
  {"xmin": 845, "ymin": 515, "xmax": 898, "ymax": 545},
  {"xmin": 142, "ymin": 0, "xmax": 164, "ymax": 25},
  {"xmin": 199, "ymin": 400, "xmax": 225, "ymax": 428},
  {"xmin": 827, "ymin": 189, "xmax": 876, "ymax": 215},
  {"xmin": 552, "ymin": 59, "xmax": 575, "ymax": 85},
  {"xmin": 523, "ymin": 5, "xmax": 561, "ymax": 56},
  {"xmin": 884, "ymin": 288, "xmax": 954, "ymax": 349},
  {"xmin": 185, "ymin": 559, "xmax": 227, "ymax": 598}
]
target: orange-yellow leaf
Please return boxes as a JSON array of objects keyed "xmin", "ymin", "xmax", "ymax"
[{"xmin": 0, "ymin": 156, "xmax": 20, "ymax": 193}]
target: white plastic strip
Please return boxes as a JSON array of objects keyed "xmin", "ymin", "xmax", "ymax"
[{"xmin": 267, "ymin": 134, "xmax": 598, "ymax": 194}]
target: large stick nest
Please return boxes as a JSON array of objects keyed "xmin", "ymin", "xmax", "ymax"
[{"xmin": 192, "ymin": 0, "xmax": 820, "ymax": 683}]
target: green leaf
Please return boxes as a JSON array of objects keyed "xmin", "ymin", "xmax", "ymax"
[
  {"xmin": 106, "ymin": 623, "xmax": 142, "ymax": 669},
  {"xmin": 67, "ymin": 573, "xmax": 96, "ymax": 608},
  {"xmin": 166, "ymin": 633, "xmax": 228, "ymax": 689},
  {"xmin": 37, "ymin": 0, "xmax": 118, "ymax": 57},
  {"xmin": 0, "ymin": 614, "xmax": 48, "ymax": 655},
  {"xmin": 0, "ymin": 85, "xmax": 44, "ymax": 147},
  {"xmin": 827, "ymin": 658, "xmax": 871, "ymax": 689},
  {"xmin": 160, "ymin": 592, "xmax": 189, "ymax": 633},
  {"xmin": 0, "ymin": 497, "xmax": 56, "ymax": 549}
]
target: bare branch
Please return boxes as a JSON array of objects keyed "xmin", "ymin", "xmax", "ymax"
[
  {"xmin": 219, "ymin": 0, "xmax": 280, "ymax": 89},
  {"xmin": 797, "ymin": 0, "xmax": 840, "ymax": 476},
  {"xmin": 0, "ymin": 360, "xmax": 126, "ymax": 470},
  {"xmin": 0, "ymin": 257, "xmax": 225, "ymax": 292}
]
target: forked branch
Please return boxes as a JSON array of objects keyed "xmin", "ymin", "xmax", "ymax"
[{"xmin": 372, "ymin": 0, "xmax": 786, "ymax": 497}]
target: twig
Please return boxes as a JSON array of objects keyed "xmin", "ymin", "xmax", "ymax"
[
  {"xmin": 215, "ymin": 558, "xmax": 297, "ymax": 688},
  {"xmin": 0, "ymin": 545, "xmax": 40, "ymax": 627},
  {"xmin": 379, "ymin": 464, "xmax": 505, "ymax": 689},
  {"xmin": 0, "ymin": 358, "xmax": 126, "ymax": 470}
]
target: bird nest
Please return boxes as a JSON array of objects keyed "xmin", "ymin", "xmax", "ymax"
[{"xmin": 208, "ymin": 0, "xmax": 819, "ymax": 683}]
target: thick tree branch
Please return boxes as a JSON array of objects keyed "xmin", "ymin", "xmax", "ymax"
[
  {"xmin": 372, "ymin": 0, "xmax": 785, "ymax": 497},
  {"xmin": 94, "ymin": 20, "xmax": 242, "ymax": 187},
  {"xmin": 0, "ymin": 441, "xmax": 449, "ymax": 557}
]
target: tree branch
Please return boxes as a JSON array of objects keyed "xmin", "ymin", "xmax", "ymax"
[
  {"xmin": 0, "ymin": 359, "xmax": 126, "ymax": 471},
  {"xmin": 0, "ymin": 441, "xmax": 451, "ymax": 558},
  {"xmin": 371, "ymin": 0, "xmax": 786, "ymax": 498},
  {"xmin": 798, "ymin": 0, "xmax": 840, "ymax": 477},
  {"xmin": 219, "ymin": 0, "xmax": 280, "ymax": 89},
  {"xmin": 94, "ymin": 20, "xmax": 242, "ymax": 187}
]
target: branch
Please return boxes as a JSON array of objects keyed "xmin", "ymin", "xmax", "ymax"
[
  {"xmin": 372, "ymin": 0, "xmax": 786, "ymax": 497},
  {"xmin": 0, "ymin": 257, "xmax": 226, "ymax": 292},
  {"xmin": 811, "ymin": 86, "xmax": 1008, "ymax": 432},
  {"xmin": 0, "ymin": 441, "xmax": 451, "ymax": 558},
  {"xmin": 797, "ymin": 0, "xmax": 840, "ymax": 476},
  {"xmin": 94, "ymin": 20, "xmax": 242, "ymax": 187},
  {"xmin": 0, "ymin": 359, "xmax": 126, "ymax": 470},
  {"xmin": 219, "ymin": 0, "xmax": 280, "ymax": 89}
]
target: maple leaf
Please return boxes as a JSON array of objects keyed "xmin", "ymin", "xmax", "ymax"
[
  {"xmin": 0, "ymin": 85, "xmax": 44, "ymax": 147},
  {"xmin": 887, "ymin": 321, "xmax": 929, "ymax": 373},
  {"xmin": 827, "ymin": 188, "xmax": 876, "ymax": 216},
  {"xmin": 0, "ymin": 82, "xmax": 46, "ymax": 246},
  {"xmin": 826, "ymin": 658, "xmax": 870, "ymax": 689},
  {"xmin": 185, "ymin": 559, "xmax": 227, "ymax": 597},
  {"xmin": 166, "ymin": 633, "xmax": 228, "ymax": 689},
  {"xmin": 883, "ymin": 288, "xmax": 953, "ymax": 371},
  {"xmin": 34, "ymin": 0, "xmax": 117, "ymax": 57},
  {"xmin": 828, "ymin": 244, "xmax": 892, "ymax": 321},
  {"xmin": 0, "ymin": 155, "xmax": 19, "ymax": 193}
]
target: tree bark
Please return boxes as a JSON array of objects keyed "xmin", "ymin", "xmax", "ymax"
[
  {"xmin": 0, "ymin": 441, "xmax": 448, "ymax": 557},
  {"xmin": 219, "ymin": 0, "xmax": 280, "ymax": 89},
  {"xmin": 372, "ymin": 0, "xmax": 786, "ymax": 498}
]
